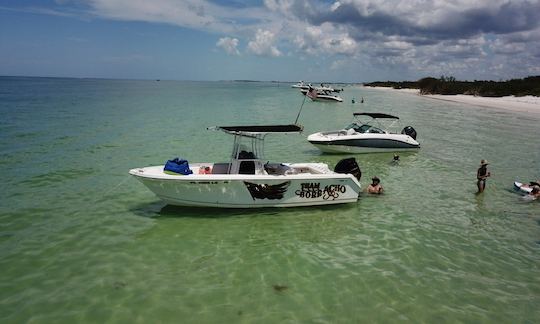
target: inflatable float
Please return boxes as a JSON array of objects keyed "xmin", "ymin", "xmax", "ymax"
[{"xmin": 514, "ymin": 181, "xmax": 533, "ymax": 194}]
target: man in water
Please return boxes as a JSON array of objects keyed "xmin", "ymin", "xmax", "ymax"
[
  {"xmin": 476, "ymin": 159, "xmax": 490, "ymax": 193},
  {"xmin": 367, "ymin": 176, "xmax": 383, "ymax": 194},
  {"xmin": 390, "ymin": 154, "xmax": 400, "ymax": 165}
]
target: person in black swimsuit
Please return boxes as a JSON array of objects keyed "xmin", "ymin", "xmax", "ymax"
[{"xmin": 477, "ymin": 159, "xmax": 490, "ymax": 193}]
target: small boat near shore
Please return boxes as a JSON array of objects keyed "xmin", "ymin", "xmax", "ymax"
[
  {"xmin": 291, "ymin": 81, "xmax": 311, "ymax": 89},
  {"xmin": 307, "ymin": 113, "xmax": 420, "ymax": 154},
  {"xmin": 301, "ymin": 88, "xmax": 343, "ymax": 102},
  {"xmin": 293, "ymin": 81, "xmax": 342, "ymax": 93},
  {"xmin": 130, "ymin": 124, "xmax": 362, "ymax": 208}
]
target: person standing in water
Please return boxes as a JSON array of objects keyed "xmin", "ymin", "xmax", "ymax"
[
  {"xmin": 476, "ymin": 159, "xmax": 490, "ymax": 193},
  {"xmin": 367, "ymin": 176, "xmax": 383, "ymax": 194}
]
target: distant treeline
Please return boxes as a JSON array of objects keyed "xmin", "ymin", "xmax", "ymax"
[{"xmin": 364, "ymin": 76, "xmax": 540, "ymax": 97}]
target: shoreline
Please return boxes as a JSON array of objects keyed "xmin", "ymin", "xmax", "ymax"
[{"xmin": 364, "ymin": 86, "xmax": 540, "ymax": 116}]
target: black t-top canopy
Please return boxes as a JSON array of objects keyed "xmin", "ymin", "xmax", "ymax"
[
  {"xmin": 353, "ymin": 113, "xmax": 399, "ymax": 119},
  {"xmin": 214, "ymin": 124, "xmax": 304, "ymax": 133}
]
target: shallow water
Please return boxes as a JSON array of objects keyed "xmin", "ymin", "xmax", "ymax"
[{"xmin": 1, "ymin": 77, "xmax": 539, "ymax": 323}]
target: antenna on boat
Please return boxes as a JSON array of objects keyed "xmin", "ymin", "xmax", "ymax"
[{"xmin": 294, "ymin": 86, "xmax": 309, "ymax": 124}]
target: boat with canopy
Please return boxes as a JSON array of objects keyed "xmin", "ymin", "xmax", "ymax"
[
  {"xmin": 130, "ymin": 124, "xmax": 362, "ymax": 208},
  {"xmin": 307, "ymin": 113, "xmax": 420, "ymax": 153}
]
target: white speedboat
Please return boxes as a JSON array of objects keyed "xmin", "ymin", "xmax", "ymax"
[
  {"xmin": 307, "ymin": 113, "xmax": 420, "ymax": 154},
  {"xmin": 129, "ymin": 124, "xmax": 362, "ymax": 208},
  {"xmin": 318, "ymin": 84, "xmax": 343, "ymax": 93},
  {"xmin": 291, "ymin": 81, "xmax": 310, "ymax": 89},
  {"xmin": 301, "ymin": 88, "xmax": 343, "ymax": 102}
]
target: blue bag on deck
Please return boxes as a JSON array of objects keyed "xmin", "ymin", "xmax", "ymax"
[{"xmin": 164, "ymin": 158, "xmax": 193, "ymax": 175}]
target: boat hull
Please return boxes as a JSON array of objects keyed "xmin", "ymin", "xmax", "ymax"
[
  {"xmin": 311, "ymin": 96, "xmax": 343, "ymax": 102},
  {"xmin": 308, "ymin": 133, "xmax": 420, "ymax": 154},
  {"xmin": 129, "ymin": 167, "xmax": 361, "ymax": 208},
  {"xmin": 310, "ymin": 142, "xmax": 420, "ymax": 154},
  {"xmin": 300, "ymin": 89, "xmax": 343, "ymax": 102}
]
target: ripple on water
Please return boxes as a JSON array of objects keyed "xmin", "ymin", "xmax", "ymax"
[
  {"xmin": 17, "ymin": 167, "xmax": 97, "ymax": 188},
  {"xmin": 1, "ymin": 79, "xmax": 540, "ymax": 322}
]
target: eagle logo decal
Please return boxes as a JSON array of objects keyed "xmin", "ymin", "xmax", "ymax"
[{"xmin": 244, "ymin": 181, "xmax": 291, "ymax": 200}]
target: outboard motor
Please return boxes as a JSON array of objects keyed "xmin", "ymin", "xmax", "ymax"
[
  {"xmin": 334, "ymin": 158, "xmax": 362, "ymax": 181},
  {"xmin": 401, "ymin": 126, "xmax": 417, "ymax": 140}
]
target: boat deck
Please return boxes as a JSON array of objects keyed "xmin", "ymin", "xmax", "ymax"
[{"xmin": 129, "ymin": 162, "xmax": 337, "ymax": 179}]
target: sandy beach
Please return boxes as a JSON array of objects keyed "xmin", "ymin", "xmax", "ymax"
[{"xmin": 366, "ymin": 86, "xmax": 540, "ymax": 115}]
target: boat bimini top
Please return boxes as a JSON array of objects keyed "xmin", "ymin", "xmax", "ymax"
[
  {"xmin": 346, "ymin": 113, "xmax": 404, "ymax": 135},
  {"xmin": 353, "ymin": 112, "xmax": 399, "ymax": 119},
  {"xmin": 207, "ymin": 124, "xmax": 304, "ymax": 175},
  {"xmin": 210, "ymin": 124, "xmax": 304, "ymax": 136}
]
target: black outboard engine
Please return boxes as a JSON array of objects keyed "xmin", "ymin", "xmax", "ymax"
[
  {"xmin": 401, "ymin": 126, "xmax": 417, "ymax": 140},
  {"xmin": 334, "ymin": 158, "xmax": 362, "ymax": 181}
]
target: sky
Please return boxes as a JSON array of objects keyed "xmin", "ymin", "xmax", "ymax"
[{"xmin": 1, "ymin": 0, "xmax": 540, "ymax": 82}]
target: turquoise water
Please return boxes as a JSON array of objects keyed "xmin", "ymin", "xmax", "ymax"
[{"xmin": 1, "ymin": 76, "xmax": 539, "ymax": 323}]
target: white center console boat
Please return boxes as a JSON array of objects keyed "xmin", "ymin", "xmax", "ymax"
[{"xmin": 130, "ymin": 125, "xmax": 362, "ymax": 208}]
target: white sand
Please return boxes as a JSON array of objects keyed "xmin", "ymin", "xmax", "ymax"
[{"xmin": 365, "ymin": 86, "xmax": 540, "ymax": 116}]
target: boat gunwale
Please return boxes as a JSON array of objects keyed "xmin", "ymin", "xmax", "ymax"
[{"xmin": 129, "ymin": 167, "xmax": 360, "ymax": 184}]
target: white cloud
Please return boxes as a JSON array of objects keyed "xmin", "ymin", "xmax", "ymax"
[
  {"xmin": 294, "ymin": 24, "xmax": 358, "ymax": 55},
  {"xmin": 29, "ymin": 0, "xmax": 540, "ymax": 79},
  {"xmin": 330, "ymin": 59, "xmax": 346, "ymax": 70},
  {"xmin": 331, "ymin": 1, "xmax": 342, "ymax": 11},
  {"xmin": 217, "ymin": 37, "xmax": 240, "ymax": 55},
  {"xmin": 85, "ymin": 0, "xmax": 273, "ymax": 34},
  {"xmin": 247, "ymin": 29, "xmax": 282, "ymax": 57}
]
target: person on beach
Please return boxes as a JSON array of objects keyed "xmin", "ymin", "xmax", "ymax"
[
  {"xmin": 367, "ymin": 176, "xmax": 383, "ymax": 194},
  {"xmin": 476, "ymin": 159, "xmax": 490, "ymax": 193}
]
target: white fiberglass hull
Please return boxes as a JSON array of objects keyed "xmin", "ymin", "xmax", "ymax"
[
  {"xmin": 308, "ymin": 132, "xmax": 420, "ymax": 154},
  {"xmin": 300, "ymin": 89, "xmax": 343, "ymax": 102},
  {"xmin": 311, "ymin": 95, "xmax": 343, "ymax": 102},
  {"xmin": 129, "ymin": 165, "xmax": 361, "ymax": 208}
]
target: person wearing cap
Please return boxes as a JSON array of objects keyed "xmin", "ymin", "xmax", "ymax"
[
  {"xmin": 367, "ymin": 176, "xmax": 384, "ymax": 194},
  {"xmin": 476, "ymin": 159, "xmax": 491, "ymax": 193}
]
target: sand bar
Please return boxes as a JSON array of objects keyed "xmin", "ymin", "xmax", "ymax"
[{"xmin": 365, "ymin": 86, "xmax": 540, "ymax": 116}]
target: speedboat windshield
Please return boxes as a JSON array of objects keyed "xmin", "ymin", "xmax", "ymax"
[
  {"xmin": 352, "ymin": 114, "xmax": 399, "ymax": 133},
  {"xmin": 345, "ymin": 123, "xmax": 384, "ymax": 134}
]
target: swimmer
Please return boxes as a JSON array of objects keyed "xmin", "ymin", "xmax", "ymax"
[{"xmin": 367, "ymin": 176, "xmax": 383, "ymax": 194}]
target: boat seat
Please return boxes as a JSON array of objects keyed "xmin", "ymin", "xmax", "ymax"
[
  {"xmin": 211, "ymin": 163, "xmax": 230, "ymax": 174},
  {"xmin": 264, "ymin": 163, "xmax": 291, "ymax": 175},
  {"xmin": 239, "ymin": 161, "xmax": 256, "ymax": 174},
  {"xmin": 238, "ymin": 151, "xmax": 256, "ymax": 159},
  {"xmin": 367, "ymin": 127, "xmax": 384, "ymax": 134}
]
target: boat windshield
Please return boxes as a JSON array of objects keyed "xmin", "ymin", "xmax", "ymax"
[{"xmin": 345, "ymin": 123, "xmax": 384, "ymax": 134}]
